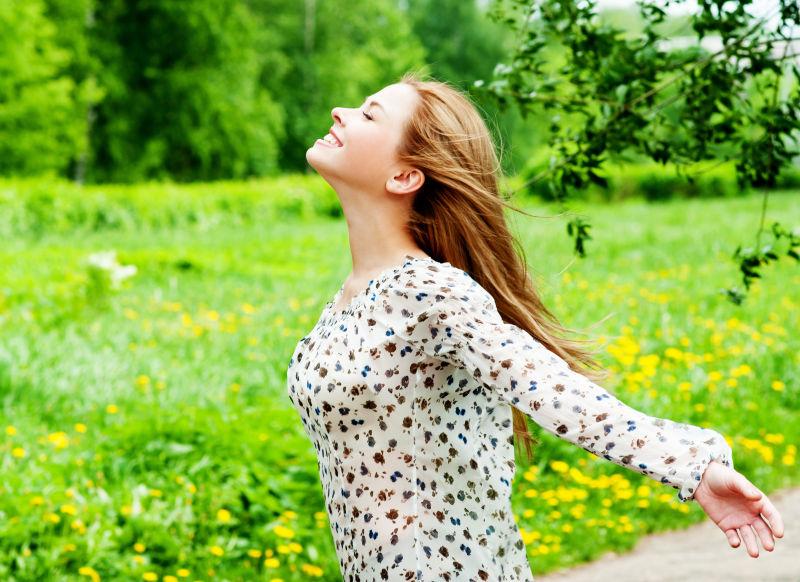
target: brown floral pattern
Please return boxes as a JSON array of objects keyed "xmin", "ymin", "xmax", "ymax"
[{"xmin": 286, "ymin": 255, "xmax": 734, "ymax": 581}]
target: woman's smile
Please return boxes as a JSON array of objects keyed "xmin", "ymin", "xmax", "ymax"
[{"xmin": 316, "ymin": 130, "xmax": 343, "ymax": 148}]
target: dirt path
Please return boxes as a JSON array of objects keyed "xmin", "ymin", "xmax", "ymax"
[{"xmin": 536, "ymin": 486, "xmax": 800, "ymax": 582}]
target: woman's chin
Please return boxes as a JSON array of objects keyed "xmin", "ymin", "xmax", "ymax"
[
  {"xmin": 305, "ymin": 146, "xmax": 325, "ymax": 168},
  {"xmin": 306, "ymin": 149, "xmax": 338, "ymax": 178}
]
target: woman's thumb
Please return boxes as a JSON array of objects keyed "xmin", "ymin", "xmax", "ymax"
[{"xmin": 737, "ymin": 477, "xmax": 762, "ymax": 500}]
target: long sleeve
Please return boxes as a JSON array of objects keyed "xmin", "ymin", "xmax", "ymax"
[{"xmin": 372, "ymin": 263, "xmax": 734, "ymax": 502}]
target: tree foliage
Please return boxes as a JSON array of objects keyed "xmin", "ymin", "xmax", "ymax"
[
  {"xmin": 478, "ymin": 0, "xmax": 800, "ymax": 303},
  {"xmin": 0, "ymin": 0, "xmax": 90, "ymax": 176},
  {"xmin": 88, "ymin": 0, "xmax": 285, "ymax": 182},
  {"xmin": 254, "ymin": 0, "xmax": 427, "ymax": 170}
]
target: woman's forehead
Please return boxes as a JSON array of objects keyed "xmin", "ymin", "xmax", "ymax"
[{"xmin": 369, "ymin": 83, "xmax": 419, "ymax": 117}]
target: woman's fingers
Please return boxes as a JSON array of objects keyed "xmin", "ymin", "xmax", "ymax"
[
  {"xmin": 738, "ymin": 525, "xmax": 760, "ymax": 558},
  {"xmin": 760, "ymin": 496, "xmax": 785, "ymax": 538},
  {"xmin": 726, "ymin": 528, "xmax": 742, "ymax": 549},
  {"xmin": 751, "ymin": 515, "xmax": 776, "ymax": 551}
]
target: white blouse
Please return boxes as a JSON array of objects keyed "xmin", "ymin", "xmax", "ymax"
[{"xmin": 286, "ymin": 255, "xmax": 734, "ymax": 581}]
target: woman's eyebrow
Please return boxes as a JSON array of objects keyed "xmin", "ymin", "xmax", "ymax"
[{"xmin": 364, "ymin": 98, "xmax": 387, "ymax": 115}]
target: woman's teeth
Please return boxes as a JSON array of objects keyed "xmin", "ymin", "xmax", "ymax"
[{"xmin": 322, "ymin": 133, "xmax": 342, "ymax": 147}]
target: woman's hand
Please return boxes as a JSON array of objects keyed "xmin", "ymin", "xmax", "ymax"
[{"xmin": 693, "ymin": 460, "xmax": 785, "ymax": 557}]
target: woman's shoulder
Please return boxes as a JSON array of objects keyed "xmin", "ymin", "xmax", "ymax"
[{"xmin": 376, "ymin": 258, "xmax": 495, "ymax": 316}]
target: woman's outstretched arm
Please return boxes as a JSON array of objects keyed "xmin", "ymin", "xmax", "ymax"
[{"xmin": 380, "ymin": 265, "xmax": 784, "ymax": 556}]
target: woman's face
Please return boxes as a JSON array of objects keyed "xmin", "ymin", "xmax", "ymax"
[{"xmin": 306, "ymin": 82, "xmax": 420, "ymax": 194}]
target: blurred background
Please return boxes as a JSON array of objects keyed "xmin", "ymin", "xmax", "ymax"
[{"xmin": 0, "ymin": 0, "xmax": 798, "ymax": 581}]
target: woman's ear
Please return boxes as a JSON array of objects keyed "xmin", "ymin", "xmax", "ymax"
[{"xmin": 386, "ymin": 167, "xmax": 425, "ymax": 196}]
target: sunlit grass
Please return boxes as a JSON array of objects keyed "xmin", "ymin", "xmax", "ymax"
[{"xmin": 0, "ymin": 184, "xmax": 797, "ymax": 580}]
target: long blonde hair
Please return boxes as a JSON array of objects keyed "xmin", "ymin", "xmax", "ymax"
[{"xmin": 397, "ymin": 71, "xmax": 610, "ymax": 463}]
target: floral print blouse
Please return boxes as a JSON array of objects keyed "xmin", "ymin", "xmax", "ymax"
[{"xmin": 286, "ymin": 255, "xmax": 734, "ymax": 581}]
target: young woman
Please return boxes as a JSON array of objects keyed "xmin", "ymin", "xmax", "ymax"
[{"xmin": 286, "ymin": 72, "xmax": 784, "ymax": 581}]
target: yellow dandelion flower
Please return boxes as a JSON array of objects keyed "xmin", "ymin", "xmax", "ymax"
[
  {"xmin": 74, "ymin": 423, "xmax": 87, "ymax": 433},
  {"xmin": 12, "ymin": 447, "xmax": 26, "ymax": 458},
  {"xmin": 771, "ymin": 380, "xmax": 785, "ymax": 392},
  {"xmin": 264, "ymin": 558, "xmax": 280, "ymax": 568},
  {"xmin": 300, "ymin": 564, "xmax": 324, "ymax": 577},
  {"xmin": 5, "ymin": 425, "xmax": 17, "ymax": 436},
  {"xmin": 60, "ymin": 504, "xmax": 78, "ymax": 516},
  {"xmin": 148, "ymin": 489, "xmax": 162, "ymax": 497},
  {"xmin": 142, "ymin": 573, "xmax": 158, "ymax": 581},
  {"xmin": 45, "ymin": 513, "xmax": 61, "ymax": 524},
  {"xmin": 247, "ymin": 549, "xmax": 262, "ymax": 558},
  {"xmin": 273, "ymin": 525, "xmax": 295, "ymax": 539},
  {"xmin": 106, "ymin": 404, "xmax": 118, "ymax": 414},
  {"xmin": 164, "ymin": 577, "xmax": 178, "ymax": 582},
  {"xmin": 538, "ymin": 544, "xmax": 550, "ymax": 554},
  {"xmin": 209, "ymin": 545, "xmax": 224, "ymax": 557},
  {"xmin": 288, "ymin": 542, "xmax": 303, "ymax": 553},
  {"xmin": 217, "ymin": 509, "xmax": 231, "ymax": 523},
  {"xmin": 30, "ymin": 496, "xmax": 44, "ymax": 506},
  {"xmin": 134, "ymin": 543, "xmax": 146, "ymax": 553},
  {"xmin": 79, "ymin": 566, "xmax": 101, "ymax": 582},
  {"xmin": 176, "ymin": 569, "xmax": 190, "ymax": 578}
]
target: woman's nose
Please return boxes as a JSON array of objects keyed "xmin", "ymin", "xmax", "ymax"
[{"xmin": 331, "ymin": 107, "xmax": 344, "ymax": 125}]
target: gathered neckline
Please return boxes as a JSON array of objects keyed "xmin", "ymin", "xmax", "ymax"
[{"xmin": 317, "ymin": 254, "xmax": 448, "ymax": 327}]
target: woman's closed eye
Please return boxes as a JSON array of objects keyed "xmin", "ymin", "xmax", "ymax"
[{"xmin": 361, "ymin": 110, "xmax": 373, "ymax": 120}]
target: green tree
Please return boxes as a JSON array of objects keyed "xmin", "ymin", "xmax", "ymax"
[
  {"xmin": 405, "ymin": 0, "xmax": 544, "ymax": 175},
  {"xmin": 480, "ymin": 0, "xmax": 800, "ymax": 304},
  {"xmin": 250, "ymin": 0, "xmax": 427, "ymax": 170},
  {"xmin": 89, "ymin": 0, "xmax": 284, "ymax": 182},
  {"xmin": 0, "ymin": 0, "xmax": 87, "ymax": 176},
  {"xmin": 41, "ymin": 0, "xmax": 105, "ymax": 183}
]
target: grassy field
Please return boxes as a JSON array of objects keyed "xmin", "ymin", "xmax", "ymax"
[{"xmin": 0, "ymin": 179, "xmax": 798, "ymax": 581}]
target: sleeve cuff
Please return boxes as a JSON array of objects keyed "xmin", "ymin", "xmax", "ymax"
[{"xmin": 676, "ymin": 430, "xmax": 734, "ymax": 503}]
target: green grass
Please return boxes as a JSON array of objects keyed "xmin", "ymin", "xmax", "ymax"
[{"xmin": 0, "ymin": 180, "xmax": 798, "ymax": 581}]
